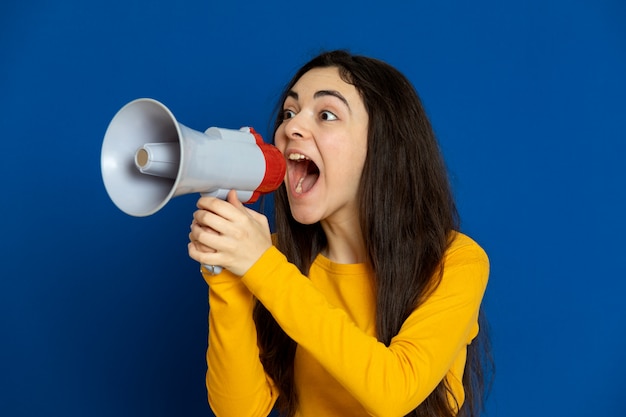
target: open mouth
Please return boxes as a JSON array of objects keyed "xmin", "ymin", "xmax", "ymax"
[{"xmin": 288, "ymin": 152, "xmax": 320, "ymax": 194}]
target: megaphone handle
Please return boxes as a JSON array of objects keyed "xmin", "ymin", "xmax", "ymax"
[{"xmin": 203, "ymin": 264, "xmax": 223, "ymax": 275}]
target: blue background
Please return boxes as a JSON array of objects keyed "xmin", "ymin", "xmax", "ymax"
[{"xmin": 2, "ymin": 0, "xmax": 625, "ymax": 416}]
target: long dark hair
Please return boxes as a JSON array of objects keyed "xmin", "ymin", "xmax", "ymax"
[{"xmin": 254, "ymin": 50, "xmax": 493, "ymax": 417}]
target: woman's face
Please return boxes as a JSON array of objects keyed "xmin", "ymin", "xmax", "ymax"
[{"xmin": 275, "ymin": 66, "xmax": 369, "ymax": 227}]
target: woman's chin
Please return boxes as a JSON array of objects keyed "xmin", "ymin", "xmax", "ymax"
[{"xmin": 288, "ymin": 204, "xmax": 321, "ymax": 225}]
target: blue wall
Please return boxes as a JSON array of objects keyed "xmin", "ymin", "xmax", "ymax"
[{"xmin": 2, "ymin": 1, "xmax": 625, "ymax": 416}]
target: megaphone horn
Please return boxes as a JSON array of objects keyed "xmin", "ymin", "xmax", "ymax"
[{"xmin": 101, "ymin": 98, "xmax": 286, "ymax": 217}]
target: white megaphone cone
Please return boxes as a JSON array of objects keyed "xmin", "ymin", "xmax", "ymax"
[{"xmin": 101, "ymin": 98, "xmax": 286, "ymax": 217}]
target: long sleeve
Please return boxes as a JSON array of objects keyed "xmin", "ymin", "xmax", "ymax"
[
  {"xmin": 240, "ymin": 234, "xmax": 489, "ymax": 417},
  {"xmin": 203, "ymin": 268, "xmax": 278, "ymax": 417}
]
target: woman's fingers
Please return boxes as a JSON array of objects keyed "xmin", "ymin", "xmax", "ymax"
[
  {"xmin": 189, "ymin": 220, "xmax": 217, "ymax": 253},
  {"xmin": 188, "ymin": 192, "xmax": 272, "ymax": 276}
]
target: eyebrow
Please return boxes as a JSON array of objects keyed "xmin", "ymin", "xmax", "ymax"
[{"xmin": 286, "ymin": 89, "xmax": 351, "ymax": 112}]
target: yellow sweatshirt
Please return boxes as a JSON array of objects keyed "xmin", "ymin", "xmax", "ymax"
[{"xmin": 203, "ymin": 232, "xmax": 489, "ymax": 417}]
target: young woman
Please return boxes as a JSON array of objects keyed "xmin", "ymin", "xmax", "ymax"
[{"xmin": 188, "ymin": 50, "xmax": 492, "ymax": 417}]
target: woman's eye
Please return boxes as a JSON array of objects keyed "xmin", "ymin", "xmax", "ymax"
[
  {"xmin": 282, "ymin": 109, "xmax": 296, "ymax": 120},
  {"xmin": 320, "ymin": 111, "xmax": 337, "ymax": 121}
]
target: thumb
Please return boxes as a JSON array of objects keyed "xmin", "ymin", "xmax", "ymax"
[
  {"xmin": 228, "ymin": 190, "xmax": 267, "ymax": 225},
  {"xmin": 226, "ymin": 189, "xmax": 245, "ymax": 210}
]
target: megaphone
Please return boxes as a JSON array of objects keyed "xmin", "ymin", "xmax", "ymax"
[{"xmin": 101, "ymin": 98, "xmax": 286, "ymax": 217}]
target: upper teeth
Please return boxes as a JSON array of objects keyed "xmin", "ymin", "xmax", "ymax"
[{"xmin": 288, "ymin": 153, "xmax": 309, "ymax": 161}]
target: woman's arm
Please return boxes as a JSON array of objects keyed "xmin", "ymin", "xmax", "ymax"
[
  {"xmin": 188, "ymin": 193, "xmax": 278, "ymax": 415},
  {"xmin": 203, "ymin": 268, "xmax": 278, "ymax": 417}
]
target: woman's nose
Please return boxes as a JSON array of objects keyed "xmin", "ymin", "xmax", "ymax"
[{"xmin": 284, "ymin": 113, "xmax": 311, "ymax": 140}]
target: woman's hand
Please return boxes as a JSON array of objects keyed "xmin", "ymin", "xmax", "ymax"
[{"xmin": 188, "ymin": 190, "xmax": 272, "ymax": 276}]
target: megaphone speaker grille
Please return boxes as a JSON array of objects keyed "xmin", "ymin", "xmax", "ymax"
[{"xmin": 101, "ymin": 99, "xmax": 182, "ymax": 216}]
